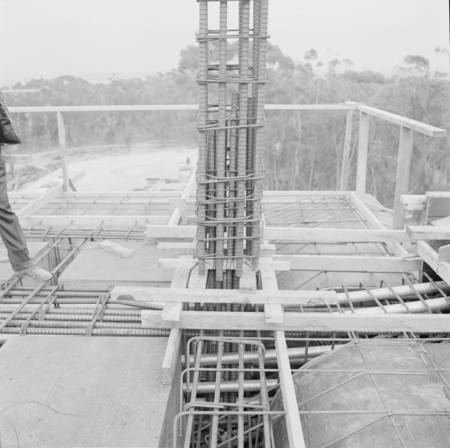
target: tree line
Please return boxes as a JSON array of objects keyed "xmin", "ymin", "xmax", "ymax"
[{"xmin": 3, "ymin": 43, "xmax": 449, "ymax": 207}]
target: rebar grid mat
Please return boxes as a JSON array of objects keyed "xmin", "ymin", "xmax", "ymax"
[
  {"xmin": 271, "ymin": 339, "xmax": 450, "ymax": 448},
  {"xmin": 24, "ymin": 225, "xmax": 145, "ymax": 241},
  {"xmin": 180, "ymin": 332, "xmax": 276, "ymax": 448},
  {"xmin": 196, "ymin": 0, "xmax": 269, "ymax": 281},
  {"xmin": 33, "ymin": 195, "xmax": 170, "ymax": 216},
  {"xmin": 263, "ymin": 196, "xmax": 361, "ymax": 228},
  {"xmin": 179, "ymin": 330, "xmax": 450, "ymax": 448}
]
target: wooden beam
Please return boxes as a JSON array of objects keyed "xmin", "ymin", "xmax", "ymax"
[
  {"xmin": 438, "ymin": 244, "xmax": 450, "ymax": 263},
  {"xmin": 407, "ymin": 226, "xmax": 450, "ymax": 240},
  {"xmin": 340, "ymin": 108, "xmax": 354, "ymax": 191},
  {"xmin": 348, "ymin": 193, "xmax": 409, "ymax": 258},
  {"xmin": 141, "ymin": 310, "xmax": 450, "ymax": 333},
  {"xmin": 156, "ymin": 241, "xmax": 276, "ymax": 256},
  {"xmin": 9, "ymin": 104, "xmax": 356, "ymax": 113},
  {"xmin": 17, "ymin": 184, "xmax": 63, "ymax": 221},
  {"xmin": 355, "ymin": 111, "xmax": 370, "ymax": 197},
  {"xmin": 357, "ymin": 105, "xmax": 447, "ymax": 138},
  {"xmin": 239, "ymin": 267, "xmax": 257, "ymax": 291},
  {"xmin": 393, "ymin": 127, "xmax": 414, "ymax": 230},
  {"xmin": 158, "ymin": 257, "xmax": 290, "ymax": 271},
  {"xmin": 56, "ymin": 111, "xmax": 69, "ymax": 192},
  {"xmin": 277, "ymin": 254, "xmax": 421, "ymax": 272},
  {"xmin": 181, "ymin": 171, "xmax": 197, "ymax": 201},
  {"xmin": 167, "ymin": 208, "xmax": 181, "ymax": 227},
  {"xmin": 28, "ymin": 215, "xmax": 169, "ymax": 227},
  {"xmin": 260, "ymin": 258, "xmax": 284, "ymax": 324},
  {"xmin": 264, "ymin": 227, "xmax": 411, "ymax": 243},
  {"xmin": 401, "ymin": 194, "xmax": 427, "ymax": 211},
  {"xmin": 113, "ymin": 287, "xmax": 337, "ymax": 306},
  {"xmin": 275, "ymin": 330, "xmax": 307, "ymax": 448},
  {"xmin": 417, "ymin": 240, "xmax": 438, "ymax": 271},
  {"xmin": 161, "ymin": 256, "xmax": 192, "ymax": 384}
]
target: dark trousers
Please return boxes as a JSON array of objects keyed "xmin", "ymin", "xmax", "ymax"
[{"xmin": 0, "ymin": 151, "xmax": 32, "ymax": 271}]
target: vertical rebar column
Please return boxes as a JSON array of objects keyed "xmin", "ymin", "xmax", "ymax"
[
  {"xmin": 197, "ymin": 0, "xmax": 209, "ymax": 275},
  {"xmin": 235, "ymin": 0, "xmax": 250, "ymax": 277},
  {"xmin": 215, "ymin": 1, "xmax": 228, "ymax": 281},
  {"xmin": 251, "ymin": 0, "xmax": 268, "ymax": 270},
  {"xmin": 195, "ymin": 0, "xmax": 269, "ymax": 280},
  {"xmin": 229, "ymin": 93, "xmax": 239, "ymax": 260}
]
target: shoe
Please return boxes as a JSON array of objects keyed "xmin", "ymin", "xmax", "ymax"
[{"xmin": 14, "ymin": 266, "xmax": 53, "ymax": 282}]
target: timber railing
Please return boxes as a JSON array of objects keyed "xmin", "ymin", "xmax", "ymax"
[{"xmin": 9, "ymin": 103, "xmax": 447, "ymax": 229}]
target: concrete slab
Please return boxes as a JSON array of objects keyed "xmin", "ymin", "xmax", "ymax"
[{"xmin": 0, "ymin": 336, "xmax": 173, "ymax": 447}]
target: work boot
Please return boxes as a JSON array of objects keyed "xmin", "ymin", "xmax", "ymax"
[{"xmin": 14, "ymin": 266, "xmax": 53, "ymax": 282}]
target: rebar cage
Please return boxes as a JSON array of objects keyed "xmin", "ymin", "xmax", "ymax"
[{"xmin": 196, "ymin": 0, "xmax": 269, "ymax": 281}]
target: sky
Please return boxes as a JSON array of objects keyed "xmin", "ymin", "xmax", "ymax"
[{"xmin": 1, "ymin": 0, "xmax": 449, "ymax": 85}]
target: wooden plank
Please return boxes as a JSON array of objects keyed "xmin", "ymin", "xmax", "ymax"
[
  {"xmin": 393, "ymin": 127, "xmax": 414, "ymax": 229},
  {"xmin": 162, "ymin": 256, "xmax": 192, "ymax": 383},
  {"xmin": 29, "ymin": 215, "xmax": 169, "ymax": 227},
  {"xmin": 0, "ymin": 336, "xmax": 172, "ymax": 447},
  {"xmin": 340, "ymin": 108, "xmax": 354, "ymax": 191},
  {"xmin": 167, "ymin": 207, "xmax": 181, "ymax": 227},
  {"xmin": 407, "ymin": 226, "xmax": 450, "ymax": 240},
  {"xmin": 417, "ymin": 240, "xmax": 438, "ymax": 271},
  {"xmin": 115, "ymin": 286, "xmax": 337, "ymax": 305},
  {"xmin": 437, "ymin": 261, "xmax": 450, "ymax": 285},
  {"xmin": 158, "ymin": 257, "xmax": 290, "ymax": 271},
  {"xmin": 277, "ymin": 254, "xmax": 421, "ymax": 272},
  {"xmin": 348, "ymin": 193, "xmax": 409, "ymax": 257},
  {"xmin": 239, "ymin": 267, "xmax": 257, "ymax": 291},
  {"xmin": 355, "ymin": 111, "xmax": 370, "ymax": 197},
  {"xmin": 181, "ymin": 170, "xmax": 197, "ymax": 201},
  {"xmin": 17, "ymin": 184, "xmax": 63, "ymax": 221},
  {"xmin": 401, "ymin": 194, "xmax": 427, "ymax": 211},
  {"xmin": 357, "ymin": 104, "xmax": 447, "ymax": 138},
  {"xmin": 141, "ymin": 310, "xmax": 450, "ymax": 332},
  {"xmin": 56, "ymin": 111, "xmax": 69, "ymax": 192},
  {"xmin": 260, "ymin": 258, "xmax": 284, "ymax": 324},
  {"xmin": 264, "ymin": 227, "xmax": 411, "ymax": 243},
  {"xmin": 263, "ymin": 190, "xmax": 349, "ymax": 197},
  {"xmin": 157, "ymin": 241, "xmax": 276, "ymax": 256},
  {"xmin": 98, "ymin": 240, "xmax": 133, "ymax": 258},
  {"xmin": 438, "ymin": 244, "xmax": 450, "ymax": 263},
  {"xmin": 275, "ymin": 330, "xmax": 307, "ymax": 448},
  {"xmin": 9, "ymin": 104, "xmax": 356, "ymax": 113}
]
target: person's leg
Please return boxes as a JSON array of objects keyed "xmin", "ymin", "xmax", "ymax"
[{"xmin": 0, "ymin": 151, "xmax": 33, "ymax": 271}]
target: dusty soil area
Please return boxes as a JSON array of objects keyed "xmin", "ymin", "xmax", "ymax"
[{"xmin": 10, "ymin": 142, "xmax": 198, "ymax": 193}]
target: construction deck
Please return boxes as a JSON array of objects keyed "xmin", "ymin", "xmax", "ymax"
[{"xmin": 3, "ymin": 96, "xmax": 449, "ymax": 447}]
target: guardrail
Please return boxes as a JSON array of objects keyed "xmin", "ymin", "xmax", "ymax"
[{"xmin": 9, "ymin": 103, "xmax": 447, "ymax": 228}]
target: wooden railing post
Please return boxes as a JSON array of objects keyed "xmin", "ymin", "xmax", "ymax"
[
  {"xmin": 56, "ymin": 111, "xmax": 69, "ymax": 192},
  {"xmin": 393, "ymin": 126, "xmax": 414, "ymax": 229},
  {"xmin": 355, "ymin": 111, "xmax": 369, "ymax": 197},
  {"xmin": 340, "ymin": 108, "xmax": 354, "ymax": 190}
]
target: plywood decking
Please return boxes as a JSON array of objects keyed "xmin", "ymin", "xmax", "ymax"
[{"xmin": 59, "ymin": 241, "xmax": 174, "ymax": 288}]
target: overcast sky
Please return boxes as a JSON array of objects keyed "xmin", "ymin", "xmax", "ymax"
[{"xmin": 1, "ymin": 0, "xmax": 449, "ymax": 85}]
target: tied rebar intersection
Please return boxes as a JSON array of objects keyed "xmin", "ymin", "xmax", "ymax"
[{"xmin": 196, "ymin": 0, "xmax": 269, "ymax": 281}]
